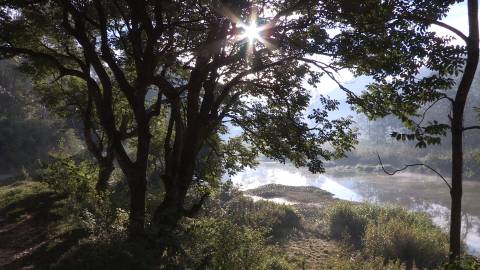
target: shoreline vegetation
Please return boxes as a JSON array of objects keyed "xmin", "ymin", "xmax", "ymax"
[
  {"xmin": 1, "ymin": 176, "xmax": 479, "ymax": 269},
  {"xmin": 246, "ymin": 184, "xmax": 450, "ymax": 269}
]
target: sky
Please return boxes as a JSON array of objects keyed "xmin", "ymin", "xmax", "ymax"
[
  {"xmin": 433, "ymin": 1, "xmax": 469, "ymax": 43},
  {"xmin": 311, "ymin": 2, "xmax": 471, "ymax": 99}
]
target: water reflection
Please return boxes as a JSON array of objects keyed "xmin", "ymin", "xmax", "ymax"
[{"xmin": 231, "ymin": 161, "xmax": 480, "ymax": 255}]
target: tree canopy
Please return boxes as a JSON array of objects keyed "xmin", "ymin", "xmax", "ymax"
[{"xmin": 0, "ymin": 0, "xmax": 358, "ymax": 236}]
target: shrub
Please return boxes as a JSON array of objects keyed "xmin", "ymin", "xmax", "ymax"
[
  {"xmin": 326, "ymin": 201, "xmax": 449, "ymax": 269},
  {"xmin": 324, "ymin": 256, "xmax": 406, "ymax": 270},
  {"xmin": 443, "ymin": 255, "xmax": 480, "ymax": 270},
  {"xmin": 263, "ymin": 256, "xmax": 295, "ymax": 270},
  {"xmin": 183, "ymin": 217, "xmax": 295, "ymax": 269},
  {"xmin": 205, "ymin": 183, "xmax": 302, "ymax": 241},
  {"xmin": 364, "ymin": 216, "xmax": 448, "ymax": 269},
  {"xmin": 225, "ymin": 196, "xmax": 301, "ymax": 240},
  {"xmin": 38, "ymin": 152, "xmax": 128, "ymax": 237},
  {"xmin": 326, "ymin": 201, "xmax": 369, "ymax": 247}
]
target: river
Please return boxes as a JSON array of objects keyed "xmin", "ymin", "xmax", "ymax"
[{"xmin": 230, "ymin": 161, "xmax": 480, "ymax": 256}]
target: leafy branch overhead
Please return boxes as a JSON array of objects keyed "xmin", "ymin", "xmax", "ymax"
[
  {"xmin": 0, "ymin": 0, "xmax": 360, "ymax": 236},
  {"xmin": 322, "ymin": 0, "xmax": 467, "ymax": 148}
]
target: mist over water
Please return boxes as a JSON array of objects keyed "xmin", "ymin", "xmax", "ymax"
[{"xmin": 231, "ymin": 161, "xmax": 480, "ymax": 255}]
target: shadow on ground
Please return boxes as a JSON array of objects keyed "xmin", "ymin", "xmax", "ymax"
[{"xmin": 0, "ymin": 189, "xmax": 87, "ymax": 269}]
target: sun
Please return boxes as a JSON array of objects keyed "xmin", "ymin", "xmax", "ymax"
[{"xmin": 240, "ymin": 22, "xmax": 261, "ymax": 43}]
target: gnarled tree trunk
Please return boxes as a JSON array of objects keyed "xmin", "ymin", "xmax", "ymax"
[{"xmin": 153, "ymin": 119, "xmax": 208, "ymax": 232}]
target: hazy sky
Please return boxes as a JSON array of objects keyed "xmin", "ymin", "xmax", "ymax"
[
  {"xmin": 313, "ymin": 2, "xmax": 471, "ymax": 98},
  {"xmin": 436, "ymin": 1, "xmax": 469, "ymax": 43}
]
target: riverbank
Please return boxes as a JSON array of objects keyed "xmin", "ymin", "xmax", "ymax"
[
  {"xmin": 1, "ymin": 179, "xmax": 478, "ymax": 269},
  {"xmin": 232, "ymin": 161, "xmax": 480, "ymax": 256},
  {"xmin": 246, "ymin": 184, "xmax": 341, "ymax": 268},
  {"xmin": 244, "ymin": 184, "xmax": 475, "ymax": 269}
]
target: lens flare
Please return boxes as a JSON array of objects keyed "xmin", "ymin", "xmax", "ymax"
[{"xmin": 240, "ymin": 23, "xmax": 261, "ymax": 43}]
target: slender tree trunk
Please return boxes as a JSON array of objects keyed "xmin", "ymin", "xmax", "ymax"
[
  {"xmin": 450, "ymin": 126, "xmax": 463, "ymax": 258},
  {"xmin": 448, "ymin": 0, "xmax": 478, "ymax": 258}
]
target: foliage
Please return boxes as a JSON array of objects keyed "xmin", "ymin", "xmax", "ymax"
[
  {"xmin": 0, "ymin": 0, "xmax": 359, "ymax": 234},
  {"xmin": 443, "ymin": 255, "xmax": 480, "ymax": 270},
  {"xmin": 323, "ymin": 256, "xmax": 406, "ymax": 270},
  {"xmin": 39, "ymin": 145, "xmax": 97, "ymax": 199},
  {"xmin": 182, "ymin": 217, "xmax": 294, "ymax": 270},
  {"xmin": 327, "ymin": 0, "xmax": 465, "ymax": 132},
  {"xmin": 0, "ymin": 60, "xmax": 61, "ymax": 172},
  {"xmin": 326, "ymin": 0, "xmax": 476, "ymax": 257},
  {"xmin": 38, "ymin": 146, "xmax": 128, "ymax": 238},
  {"xmin": 327, "ymin": 201, "xmax": 369, "ymax": 247},
  {"xmin": 364, "ymin": 215, "xmax": 448, "ymax": 269},
  {"xmin": 53, "ymin": 217, "xmax": 293, "ymax": 270},
  {"xmin": 205, "ymin": 181, "xmax": 302, "ymax": 241},
  {"xmin": 326, "ymin": 201, "xmax": 449, "ymax": 269}
]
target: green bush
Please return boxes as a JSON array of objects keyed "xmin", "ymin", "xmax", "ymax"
[
  {"xmin": 326, "ymin": 201, "xmax": 370, "ymax": 247},
  {"xmin": 326, "ymin": 201, "xmax": 449, "ymax": 269},
  {"xmin": 324, "ymin": 256, "xmax": 406, "ymax": 270},
  {"xmin": 263, "ymin": 256, "xmax": 295, "ymax": 270},
  {"xmin": 443, "ymin": 255, "xmax": 480, "ymax": 270},
  {"xmin": 38, "ymin": 151, "xmax": 128, "ymax": 237},
  {"xmin": 184, "ymin": 217, "xmax": 295, "ymax": 270},
  {"xmin": 205, "ymin": 183, "xmax": 302, "ymax": 241},
  {"xmin": 223, "ymin": 196, "xmax": 301, "ymax": 240},
  {"xmin": 364, "ymin": 216, "xmax": 448, "ymax": 269}
]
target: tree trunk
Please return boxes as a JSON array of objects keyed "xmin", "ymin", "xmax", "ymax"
[
  {"xmin": 153, "ymin": 185, "xmax": 184, "ymax": 231},
  {"xmin": 153, "ymin": 146, "xmax": 200, "ymax": 232},
  {"xmin": 449, "ymin": 126, "xmax": 463, "ymax": 258},
  {"xmin": 448, "ymin": 0, "xmax": 479, "ymax": 259},
  {"xmin": 95, "ymin": 159, "xmax": 114, "ymax": 192},
  {"xmin": 127, "ymin": 171, "xmax": 147, "ymax": 239},
  {"xmin": 153, "ymin": 164, "xmax": 196, "ymax": 231}
]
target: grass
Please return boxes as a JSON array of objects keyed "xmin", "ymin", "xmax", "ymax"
[
  {"xmin": 0, "ymin": 181, "xmax": 88, "ymax": 269},
  {"xmin": 0, "ymin": 180, "xmax": 303, "ymax": 269},
  {"xmin": 1, "ymin": 180, "xmax": 468, "ymax": 269},
  {"xmin": 246, "ymin": 183, "xmax": 335, "ymax": 205},
  {"xmin": 0, "ymin": 180, "xmax": 64, "ymax": 224},
  {"xmin": 326, "ymin": 201, "xmax": 449, "ymax": 269}
]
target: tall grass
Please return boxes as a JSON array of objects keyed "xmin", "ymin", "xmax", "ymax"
[{"xmin": 326, "ymin": 201, "xmax": 449, "ymax": 269}]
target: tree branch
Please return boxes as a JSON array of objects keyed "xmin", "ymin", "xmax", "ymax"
[
  {"xmin": 0, "ymin": 46, "xmax": 84, "ymax": 78},
  {"xmin": 212, "ymin": 56, "xmax": 296, "ymax": 115},
  {"xmin": 398, "ymin": 15, "xmax": 468, "ymax": 43},
  {"xmin": 376, "ymin": 152, "xmax": 451, "ymax": 190},
  {"xmin": 463, "ymin": 125, "xmax": 480, "ymax": 131},
  {"xmin": 431, "ymin": 21, "xmax": 468, "ymax": 43}
]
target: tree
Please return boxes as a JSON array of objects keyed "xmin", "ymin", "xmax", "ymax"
[
  {"xmin": 36, "ymin": 76, "xmax": 127, "ymax": 192},
  {"xmin": 0, "ymin": 60, "xmax": 61, "ymax": 172},
  {"xmin": 0, "ymin": 1, "xmax": 356, "ymax": 238},
  {"xmin": 325, "ymin": 0, "xmax": 478, "ymax": 258}
]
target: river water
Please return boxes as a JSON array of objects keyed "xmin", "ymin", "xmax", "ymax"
[{"xmin": 230, "ymin": 161, "xmax": 480, "ymax": 256}]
